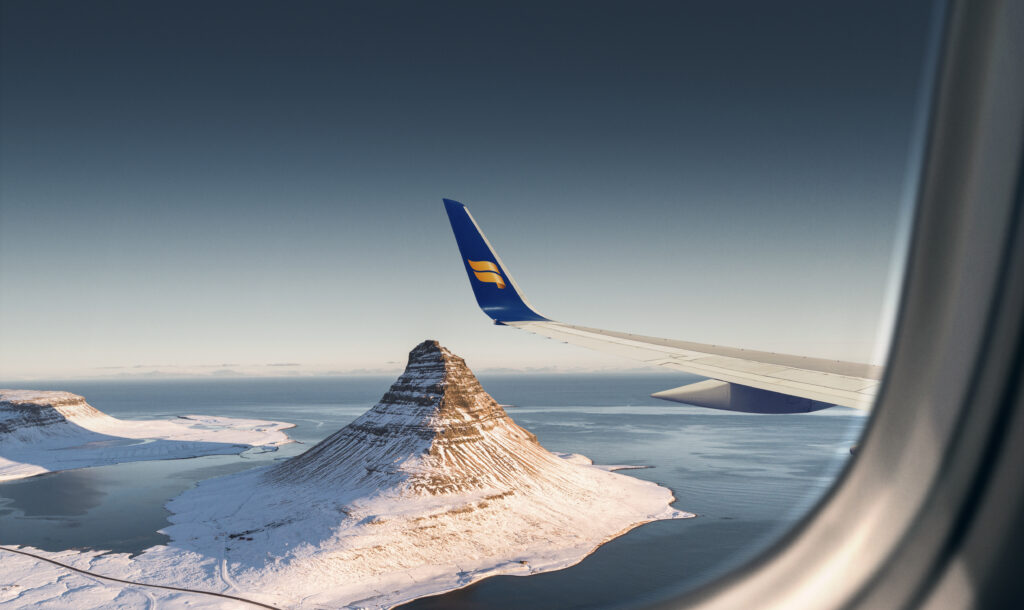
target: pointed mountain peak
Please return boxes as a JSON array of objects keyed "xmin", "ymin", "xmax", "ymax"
[
  {"xmin": 400, "ymin": 339, "xmax": 464, "ymax": 378},
  {"xmin": 269, "ymin": 340, "xmax": 544, "ymax": 493},
  {"xmin": 402, "ymin": 339, "xmax": 469, "ymax": 379},
  {"xmin": 379, "ymin": 339, "xmax": 496, "ymax": 420},
  {"xmin": 408, "ymin": 339, "xmax": 444, "ymax": 359}
]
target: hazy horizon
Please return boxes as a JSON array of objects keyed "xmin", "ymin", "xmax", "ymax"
[{"xmin": 0, "ymin": 362, "xmax": 672, "ymax": 384}]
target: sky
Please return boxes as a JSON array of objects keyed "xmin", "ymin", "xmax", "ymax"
[{"xmin": 0, "ymin": 0, "xmax": 942, "ymax": 381}]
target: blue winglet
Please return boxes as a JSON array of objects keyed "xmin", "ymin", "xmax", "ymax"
[{"xmin": 443, "ymin": 199, "xmax": 548, "ymax": 323}]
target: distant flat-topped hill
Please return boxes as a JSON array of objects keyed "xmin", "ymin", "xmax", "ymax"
[{"xmin": 0, "ymin": 389, "xmax": 293, "ymax": 481}]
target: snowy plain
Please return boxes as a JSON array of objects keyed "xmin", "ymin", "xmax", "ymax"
[{"xmin": 1, "ymin": 448, "xmax": 690, "ymax": 610}]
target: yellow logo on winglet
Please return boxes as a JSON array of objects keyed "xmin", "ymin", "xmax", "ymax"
[{"xmin": 468, "ymin": 260, "xmax": 506, "ymax": 289}]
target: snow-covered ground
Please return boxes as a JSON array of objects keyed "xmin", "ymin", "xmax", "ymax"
[
  {"xmin": 2, "ymin": 444, "xmax": 691, "ymax": 609},
  {"xmin": 0, "ymin": 390, "xmax": 293, "ymax": 481},
  {"xmin": 0, "ymin": 547, "xmax": 252, "ymax": 609}
]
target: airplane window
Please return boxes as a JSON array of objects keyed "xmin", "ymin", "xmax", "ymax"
[{"xmin": 0, "ymin": 1, "xmax": 947, "ymax": 608}]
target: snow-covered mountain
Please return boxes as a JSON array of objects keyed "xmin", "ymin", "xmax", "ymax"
[
  {"xmin": 0, "ymin": 389, "xmax": 293, "ymax": 481},
  {"xmin": 269, "ymin": 340, "xmax": 585, "ymax": 494},
  {"xmin": 156, "ymin": 340, "xmax": 693, "ymax": 608}
]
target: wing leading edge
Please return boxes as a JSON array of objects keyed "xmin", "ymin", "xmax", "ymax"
[{"xmin": 443, "ymin": 198, "xmax": 880, "ymax": 412}]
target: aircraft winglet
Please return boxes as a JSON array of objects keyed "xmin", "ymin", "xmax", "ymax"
[{"xmin": 443, "ymin": 199, "xmax": 548, "ymax": 323}]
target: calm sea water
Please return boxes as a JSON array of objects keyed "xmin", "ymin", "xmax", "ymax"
[{"xmin": 0, "ymin": 374, "xmax": 865, "ymax": 608}]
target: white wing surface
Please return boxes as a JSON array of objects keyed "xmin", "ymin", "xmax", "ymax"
[{"xmin": 505, "ymin": 321, "xmax": 880, "ymax": 410}]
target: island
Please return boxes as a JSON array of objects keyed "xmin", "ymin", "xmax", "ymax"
[{"xmin": 0, "ymin": 341, "xmax": 693, "ymax": 608}]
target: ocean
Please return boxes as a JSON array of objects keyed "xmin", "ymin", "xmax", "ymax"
[{"xmin": 0, "ymin": 374, "xmax": 865, "ymax": 608}]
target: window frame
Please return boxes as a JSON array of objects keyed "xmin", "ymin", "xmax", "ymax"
[{"xmin": 659, "ymin": 1, "xmax": 1024, "ymax": 608}]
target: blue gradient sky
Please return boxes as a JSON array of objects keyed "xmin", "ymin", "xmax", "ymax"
[{"xmin": 0, "ymin": 1, "xmax": 940, "ymax": 380}]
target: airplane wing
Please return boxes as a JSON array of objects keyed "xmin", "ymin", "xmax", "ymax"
[{"xmin": 443, "ymin": 198, "xmax": 881, "ymax": 413}]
